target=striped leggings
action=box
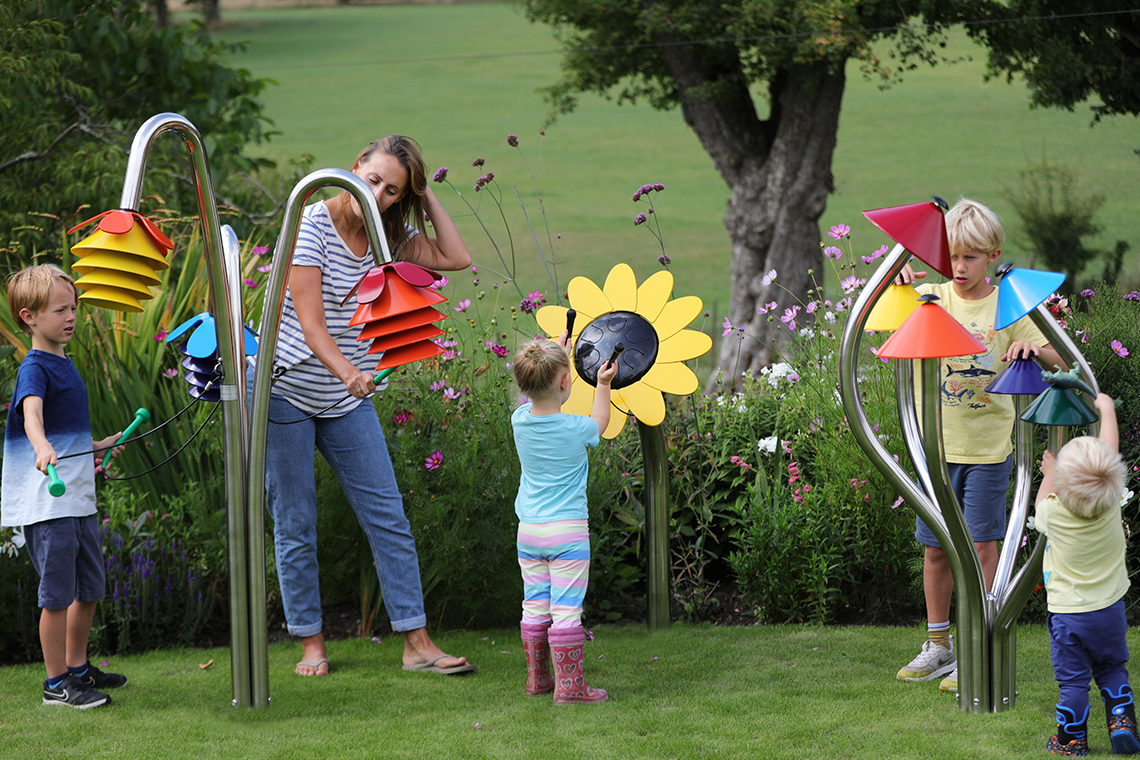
[517,519,590,629]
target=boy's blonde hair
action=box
[946,198,1005,256]
[513,339,570,397]
[1053,435,1126,519]
[7,264,78,336]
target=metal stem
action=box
[639,421,670,630]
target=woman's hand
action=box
[404,187,472,271]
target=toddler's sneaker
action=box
[1046,734,1090,757]
[1108,712,1140,754]
[43,674,111,709]
[939,669,957,693]
[75,663,127,690]
[896,639,955,682]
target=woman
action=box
[263,136,473,676]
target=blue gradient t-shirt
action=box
[511,403,600,523]
[1,350,96,527]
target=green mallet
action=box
[46,464,65,497]
[101,408,151,474]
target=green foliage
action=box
[1003,159,1110,291]
[0,0,278,263]
[967,0,1140,119]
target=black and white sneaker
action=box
[75,664,127,690]
[43,674,111,709]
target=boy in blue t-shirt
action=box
[1,265,126,709]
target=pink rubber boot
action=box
[549,625,608,704]
[521,622,554,696]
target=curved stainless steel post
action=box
[639,421,671,630]
[119,113,254,707]
[245,170,394,702]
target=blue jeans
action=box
[264,393,427,636]
[1049,600,1131,722]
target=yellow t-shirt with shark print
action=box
[915,281,1049,464]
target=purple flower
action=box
[474,172,495,192]
[805,301,818,314]
[1112,340,1129,357]
[256,264,272,273]
[424,450,443,470]
[657,254,671,267]
[634,213,647,226]
[244,278,258,289]
[1125,291,1140,301]
[828,224,851,239]
[432,167,448,183]
[392,410,412,424]
[824,246,843,260]
[631,183,665,202]
[444,387,462,400]
[1081,289,1095,298]
[163,368,178,379]
[781,305,799,331]
[429,380,446,391]
[429,275,449,290]
[840,275,866,294]
[153,327,167,341]
[527,290,547,309]
[472,157,485,167]
[252,245,269,256]
[453,299,471,312]
[722,317,734,337]
[507,134,519,147]
[490,343,510,358]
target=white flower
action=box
[761,269,777,286]
[824,311,836,324]
[1026,515,1037,532]
[1123,488,1136,508]
[799,328,815,339]
[757,436,779,455]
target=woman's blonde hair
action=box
[336,135,428,257]
[7,264,78,335]
[946,198,1005,255]
[1053,435,1126,519]
[512,339,570,397]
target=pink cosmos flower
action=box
[828,224,851,239]
[424,450,443,470]
[252,245,269,256]
[257,264,272,273]
[722,317,734,337]
[824,246,843,260]
[444,387,462,400]
[244,278,257,289]
[429,380,446,391]
[454,299,471,312]
[153,327,167,342]
[429,275,449,291]
[780,305,799,331]
[761,269,777,286]
[1112,340,1129,357]
[162,368,178,379]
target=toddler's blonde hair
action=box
[7,264,78,336]
[512,339,569,397]
[1053,435,1126,519]
[946,198,1004,256]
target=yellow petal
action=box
[567,276,611,321]
[615,381,666,426]
[657,329,713,363]
[562,370,595,417]
[635,270,674,324]
[536,305,568,340]
[640,362,699,396]
[602,264,638,313]
[601,402,629,439]
[652,296,703,340]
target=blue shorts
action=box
[915,455,1012,547]
[24,514,106,610]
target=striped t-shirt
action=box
[265,201,414,417]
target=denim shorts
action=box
[24,514,106,609]
[915,454,1012,547]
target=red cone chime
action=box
[343,261,449,370]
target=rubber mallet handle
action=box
[103,408,150,474]
[47,464,65,498]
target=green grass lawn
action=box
[0,623,1096,759]
[209,3,1139,317]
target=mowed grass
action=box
[0,622,1096,759]
[209,3,1139,316]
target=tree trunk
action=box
[205,0,220,27]
[152,0,169,28]
[652,35,845,392]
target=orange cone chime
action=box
[342,261,449,370]
[68,210,175,313]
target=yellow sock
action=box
[929,628,950,650]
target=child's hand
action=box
[1002,341,1040,362]
[894,263,927,286]
[557,330,571,353]
[94,432,125,461]
[1093,392,1115,414]
[1040,450,1055,474]
[597,360,617,387]
[33,442,57,475]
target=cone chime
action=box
[875,294,987,360]
[993,262,1067,331]
[68,210,175,313]
[342,261,448,370]
[863,201,952,278]
[165,312,259,402]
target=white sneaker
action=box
[939,669,957,692]
[896,639,956,682]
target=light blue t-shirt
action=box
[1,350,96,527]
[511,403,600,523]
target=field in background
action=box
[210,4,1139,316]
